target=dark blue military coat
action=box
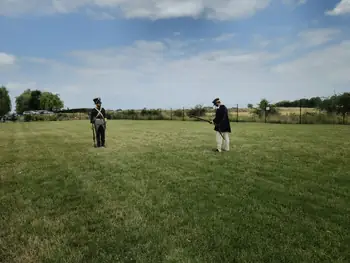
[213,104,231,133]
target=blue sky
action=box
[0,0,349,110]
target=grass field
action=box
[1,120,349,263]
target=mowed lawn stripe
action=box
[1,122,102,262]
[0,121,349,262]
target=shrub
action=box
[187,104,207,117]
[24,114,32,122]
[141,108,162,116]
[29,115,54,121]
[173,109,183,118]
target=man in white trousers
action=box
[210,98,231,152]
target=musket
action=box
[189,115,225,141]
[190,115,211,123]
[91,123,96,147]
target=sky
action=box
[0,0,350,110]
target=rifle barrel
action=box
[190,115,210,123]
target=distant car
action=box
[35,110,54,114]
[23,111,36,115]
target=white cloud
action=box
[1,27,349,109]
[0,53,16,66]
[297,28,341,47]
[325,0,350,16]
[251,28,341,54]
[282,0,307,6]
[0,0,272,20]
[271,41,350,82]
[213,33,235,42]
[85,9,115,20]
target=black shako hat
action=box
[212,98,220,105]
[93,97,101,104]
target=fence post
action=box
[299,99,302,124]
[182,107,185,121]
[236,104,239,122]
[170,108,173,120]
[264,107,267,123]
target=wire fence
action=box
[101,105,349,125]
[4,105,348,125]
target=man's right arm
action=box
[90,109,95,123]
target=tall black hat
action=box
[212,98,220,105]
[93,97,101,104]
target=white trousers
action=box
[216,132,230,151]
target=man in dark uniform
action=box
[90,97,106,148]
[211,98,231,152]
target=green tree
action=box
[308,97,322,108]
[15,89,32,114]
[275,100,292,107]
[29,90,42,111]
[40,92,64,111]
[0,86,12,117]
[173,109,183,117]
[187,104,207,117]
[275,97,322,108]
[252,98,278,118]
[335,92,350,123]
[16,89,64,113]
[318,95,338,114]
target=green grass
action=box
[1,120,349,263]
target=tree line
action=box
[0,85,349,120]
[274,97,323,108]
[252,93,350,120]
[0,86,64,117]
